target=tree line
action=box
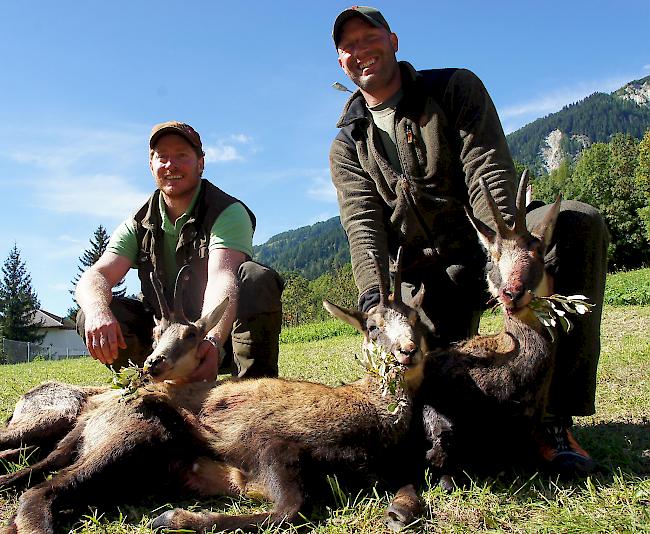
[527,130,650,270]
[3,130,649,335]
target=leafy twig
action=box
[109,361,153,401]
[528,294,594,341]
[356,343,408,416]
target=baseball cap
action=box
[332,6,391,47]
[149,121,204,156]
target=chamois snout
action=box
[500,281,532,312]
[393,338,418,365]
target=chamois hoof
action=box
[151,509,177,531]
[385,485,422,532]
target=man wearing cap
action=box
[76,121,283,380]
[329,7,609,476]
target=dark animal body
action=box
[411,171,562,489]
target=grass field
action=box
[1,305,649,533]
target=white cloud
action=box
[204,144,243,163]
[307,173,337,202]
[229,133,252,144]
[203,134,255,163]
[643,64,650,71]
[34,173,148,220]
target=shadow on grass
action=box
[575,418,650,477]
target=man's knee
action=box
[236,261,284,316]
[77,297,155,371]
[230,261,283,379]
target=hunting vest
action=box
[133,179,256,321]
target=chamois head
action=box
[323,248,426,367]
[466,170,561,315]
[143,265,228,382]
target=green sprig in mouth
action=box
[356,343,409,416]
[528,294,594,341]
[110,361,153,401]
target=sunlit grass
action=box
[1,305,648,532]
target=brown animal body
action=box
[1,254,429,534]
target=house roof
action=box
[32,309,76,330]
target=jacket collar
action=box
[335,61,421,129]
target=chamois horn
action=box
[172,265,191,325]
[514,169,532,237]
[150,271,171,320]
[392,246,404,305]
[368,250,388,307]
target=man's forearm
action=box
[76,268,114,313]
[202,272,239,344]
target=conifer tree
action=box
[68,225,126,318]
[0,244,44,342]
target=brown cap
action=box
[332,6,391,47]
[149,121,204,156]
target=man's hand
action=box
[84,308,127,365]
[187,339,221,382]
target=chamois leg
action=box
[0,423,82,489]
[153,441,305,533]
[0,446,37,464]
[6,485,57,534]
[385,484,422,532]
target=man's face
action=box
[336,17,399,94]
[150,134,204,200]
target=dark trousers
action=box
[401,201,609,417]
[77,261,283,379]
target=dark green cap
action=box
[332,6,391,47]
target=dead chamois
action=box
[0,267,228,534]
[149,250,430,533]
[386,170,565,530]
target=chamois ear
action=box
[409,283,426,309]
[530,195,562,248]
[323,300,365,333]
[465,206,496,248]
[194,297,229,335]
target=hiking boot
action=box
[533,423,596,477]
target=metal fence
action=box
[1,338,88,364]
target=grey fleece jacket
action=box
[329,62,517,301]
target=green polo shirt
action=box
[107,185,253,288]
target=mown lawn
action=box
[0,305,648,533]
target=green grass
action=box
[605,268,650,306]
[1,306,649,533]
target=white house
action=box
[33,309,88,359]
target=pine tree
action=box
[0,244,44,343]
[68,225,126,318]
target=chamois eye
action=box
[184,331,197,340]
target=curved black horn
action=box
[368,251,388,307]
[479,177,509,237]
[393,246,404,305]
[149,271,171,320]
[173,265,192,325]
[514,169,531,235]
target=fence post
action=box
[27,342,30,362]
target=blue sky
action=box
[1,0,648,316]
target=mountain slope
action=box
[507,75,650,173]
[253,216,349,279]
